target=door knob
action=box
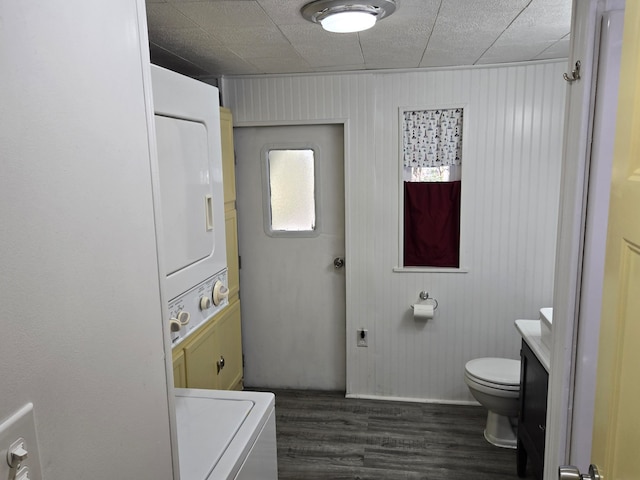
[216,355,225,374]
[559,464,601,480]
[333,257,345,269]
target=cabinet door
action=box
[217,299,243,390]
[225,208,240,300]
[172,349,187,388]
[184,319,219,389]
[220,107,236,207]
[518,341,548,480]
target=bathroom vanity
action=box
[515,316,551,480]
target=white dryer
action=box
[151,65,228,343]
[174,389,278,480]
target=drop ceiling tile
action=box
[364,53,421,70]
[360,15,433,44]
[360,37,424,68]
[189,46,261,74]
[148,27,222,54]
[502,0,572,40]
[247,56,312,74]
[228,43,299,59]
[421,29,499,66]
[535,35,570,59]
[494,18,569,45]
[479,0,570,63]
[391,0,441,21]
[300,49,364,68]
[421,0,531,66]
[280,24,364,67]
[476,41,556,64]
[174,1,274,28]
[420,52,478,68]
[150,44,209,77]
[208,24,290,45]
[146,3,200,28]
[257,0,310,25]
[296,45,364,68]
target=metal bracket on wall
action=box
[563,60,581,83]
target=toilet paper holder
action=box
[410,291,438,310]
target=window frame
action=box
[395,104,469,273]
[260,142,322,238]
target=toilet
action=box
[464,357,521,449]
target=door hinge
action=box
[238,255,241,269]
[242,354,245,368]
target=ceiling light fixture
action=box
[301,0,396,34]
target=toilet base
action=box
[483,411,517,449]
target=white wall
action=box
[0,1,174,478]
[222,60,566,402]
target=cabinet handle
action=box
[205,194,214,231]
[216,355,225,374]
[539,424,545,431]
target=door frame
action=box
[546,1,624,478]
[231,117,351,386]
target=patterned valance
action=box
[402,108,463,168]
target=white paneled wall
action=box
[222,61,566,402]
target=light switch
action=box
[0,404,42,480]
[16,466,31,480]
[8,438,29,468]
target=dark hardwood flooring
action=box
[249,388,529,480]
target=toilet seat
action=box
[465,358,520,391]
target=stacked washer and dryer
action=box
[151,65,278,480]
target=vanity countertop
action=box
[515,319,550,372]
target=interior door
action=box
[566,4,640,479]
[234,124,345,390]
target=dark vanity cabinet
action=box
[517,341,549,480]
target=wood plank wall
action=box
[222,61,566,402]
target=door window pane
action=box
[267,149,316,232]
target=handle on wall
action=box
[205,194,214,231]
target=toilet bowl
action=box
[464,357,521,449]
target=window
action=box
[400,108,463,268]
[262,147,318,237]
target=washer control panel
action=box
[169,269,229,347]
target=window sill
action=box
[393,266,469,274]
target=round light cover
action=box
[301,0,396,34]
[320,11,377,33]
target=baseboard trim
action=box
[345,393,480,406]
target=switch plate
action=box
[0,404,42,480]
[357,328,368,347]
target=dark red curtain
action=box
[404,181,461,267]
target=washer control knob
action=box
[170,311,190,332]
[200,296,212,310]
[176,310,190,325]
[212,281,229,306]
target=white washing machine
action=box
[174,389,278,480]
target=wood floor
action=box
[252,389,529,480]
